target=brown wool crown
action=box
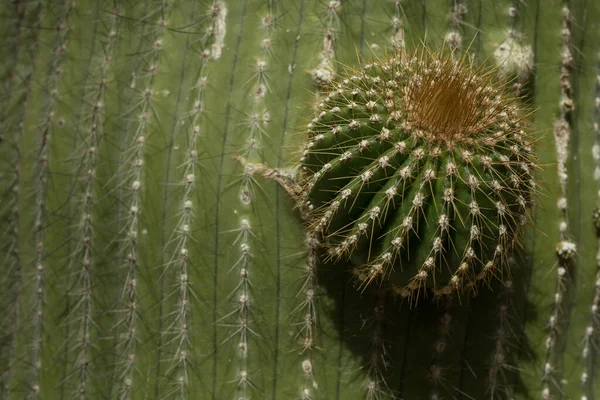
[403,50,520,145]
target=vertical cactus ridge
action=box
[218,0,280,397]
[569,1,600,398]
[540,3,575,398]
[294,3,348,398]
[109,1,174,397]
[585,47,600,400]
[25,1,73,397]
[61,5,118,398]
[0,1,42,397]
[211,0,251,397]
[3,1,600,399]
[145,2,206,398]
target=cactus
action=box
[1,0,600,399]
[293,48,537,301]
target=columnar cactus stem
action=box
[4,1,600,399]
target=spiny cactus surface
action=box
[1,0,600,400]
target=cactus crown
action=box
[404,49,511,144]
[298,47,537,303]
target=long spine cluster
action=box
[63,9,118,398]
[28,2,73,397]
[0,1,42,396]
[161,3,226,398]
[113,2,171,397]
[581,50,600,400]
[543,3,576,398]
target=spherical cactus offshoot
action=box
[298,48,537,301]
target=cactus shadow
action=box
[316,245,537,399]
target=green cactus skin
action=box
[298,49,537,301]
[1,0,600,399]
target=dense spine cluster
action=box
[299,48,536,303]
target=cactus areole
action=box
[298,48,537,301]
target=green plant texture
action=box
[1,0,600,399]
